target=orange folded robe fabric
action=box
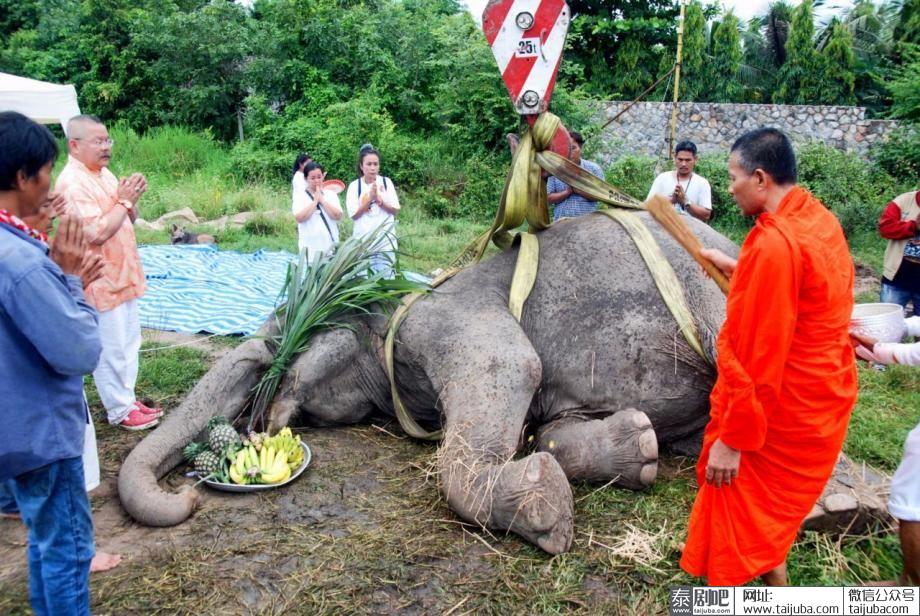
[680,186,858,586]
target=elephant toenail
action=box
[631,411,652,429]
[639,462,658,486]
[638,430,658,459]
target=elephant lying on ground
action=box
[119,212,737,553]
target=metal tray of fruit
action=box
[200,442,312,493]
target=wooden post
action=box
[669,0,687,160]
[237,109,245,142]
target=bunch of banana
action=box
[227,442,291,485]
[260,443,291,484]
[264,427,304,471]
[228,444,258,485]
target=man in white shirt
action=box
[646,140,713,222]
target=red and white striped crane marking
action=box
[482,0,571,115]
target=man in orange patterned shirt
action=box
[56,115,160,431]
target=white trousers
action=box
[83,410,100,492]
[93,299,141,424]
[890,422,920,522]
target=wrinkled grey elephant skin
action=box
[120,212,737,553]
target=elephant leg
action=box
[429,314,574,554]
[535,409,658,489]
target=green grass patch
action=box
[846,363,920,472]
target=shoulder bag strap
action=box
[305,189,336,243]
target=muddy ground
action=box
[0,416,668,615]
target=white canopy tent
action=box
[0,72,81,135]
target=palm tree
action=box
[763,1,795,67]
[815,0,905,111]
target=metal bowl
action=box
[850,303,906,343]
[201,442,312,493]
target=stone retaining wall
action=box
[591,101,897,165]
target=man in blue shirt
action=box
[546,131,606,221]
[0,111,102,616]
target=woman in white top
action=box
[292,161,342,258]
[291,152,311,196]
[345,144,400,276]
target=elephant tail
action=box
[118,337,274,527]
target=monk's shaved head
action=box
[731,128,797,186]
[66,114,105,139]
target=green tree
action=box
[819,22,857,105]
[775,0,823,103]
[894,0,920,46]
[889,44,920,121]
[679,1,708,102]
[564,1,679,98]
[763,1,794,68]
[814,0,903,113]
[128,2,256,139]
[0,0,40,44]
[709,11,743,102]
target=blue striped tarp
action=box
[138,244,291,336]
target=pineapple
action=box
[184,442,221,478]
[207,416,241,455]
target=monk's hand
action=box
[706,439,740,488]
[699,247,737,279]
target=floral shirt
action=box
[55,156,146,311]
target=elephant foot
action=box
[441,450,574,554]
[489,453,575,554]
[537,408,658,488]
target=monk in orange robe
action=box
[680,128,858,586]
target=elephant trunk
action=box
[118,337,274,527]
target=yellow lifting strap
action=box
[383,112,567,440]
[384,291,443,441]
[508,233,539,322]
[598,209,707,362]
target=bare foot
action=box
[0,512,20,520]
[90,551,122,573]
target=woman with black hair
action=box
[292,161,342,257]
[345,144,400,275]
[291,152,312,209]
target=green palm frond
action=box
[247,229,429,432]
